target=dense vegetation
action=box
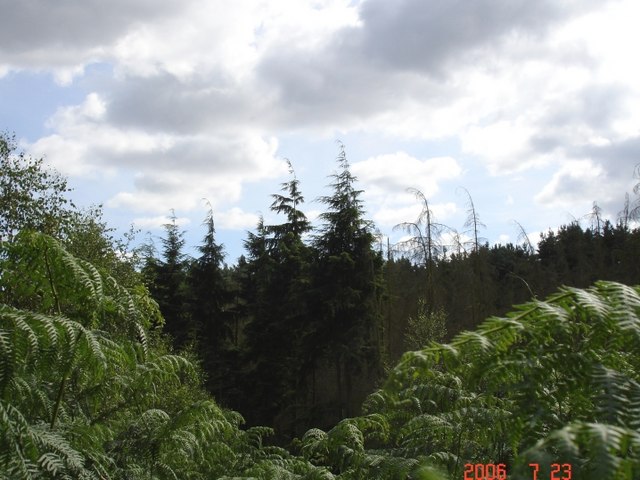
[2,131,640,478]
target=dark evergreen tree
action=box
[144,211,191,349]
[187,205,234,397]
[311,144,384,421]
[265,160,311,240]
[241,162,314,437]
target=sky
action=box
[1,0,639,264]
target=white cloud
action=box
[498,234,511,244]
[352,152,461,197]
[350,152,461,229]
[27,92,287,216]
[133,214,191,230]
[374,202,457,228]
[462,120,541,175]
[215,207,261,230]
[534,160,611,208]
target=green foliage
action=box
[0,231,325,479]
[0,132,75,243]
[307,280,640,479]
[404,301,446,351]
[7,136,640,479]
[187,205,234,397]
[4,211,640,480]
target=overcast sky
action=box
[1,0,639,263]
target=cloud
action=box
[374,202,457,228]
[0,0,184,80]
[534,160,610,208]
[133,207,257,232]
[28,92,288,214]
[498,234,511,244]
[103,151,284,214]
[352,152,461,196]
[462,120,540,174]
[348,152,461,228]
[133,214,191,230]
[352,0,601,75]
[5,0,640,239]
[215,207,260,230]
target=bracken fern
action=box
[299,281,640,479]
[0,232,326,479]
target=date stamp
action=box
[463,463,572,480]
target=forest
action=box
[2,130,640,479]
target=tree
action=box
[240,162,315,436]
[0,231,331,479]
[188,204,233,395]
[394,187,448,313]
[618,193,631,229]
[312,143,384,420]
[0,132,75,243]
[301,281,640,480]
[630,163,640,222]
[144,211,191,349]
[404,299,447,351]
[512,220,535,255]
[63,204,143,288]
[458,187,489,324]
[458,187,486,254]
[265,159,311,240]
[587,201,604,236]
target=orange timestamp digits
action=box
[463,463,507,480]
[463,463,572,479]
[529,463,572,480]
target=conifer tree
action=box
[394,187,448,313]
[241,162,314,435]
[312,144,384,419]
[144,211,191,348]
[188,205,232,394]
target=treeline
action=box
[138,146,640,441]
[385,219,640,358]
